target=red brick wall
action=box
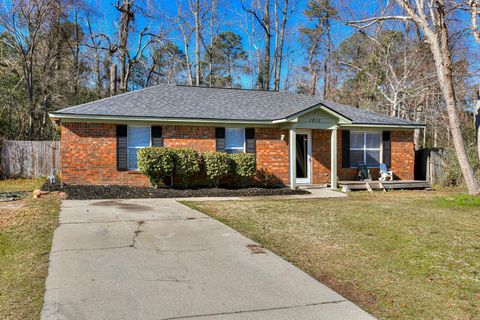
[163,125,216,152]
[61,123,149,186]
[391,131,415,180]
[312,129,414,183]
[255,128,290,183]
[311,130,331,184]
[60,122,415,186]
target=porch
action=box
[280,103,422,190]
[338,180,432,191]
[297,180,432,191]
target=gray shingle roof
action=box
[53,84,420,126]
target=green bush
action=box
[173,148,201,187]
[203,152,232,187]
[137,147,175,187]
[230,153,256,186]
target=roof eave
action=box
[48,113,276,125]
[282,103,353,124]
[49,113,424,129]
[341,123,425,129]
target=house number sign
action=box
[308,117,323,123]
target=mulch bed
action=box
[41,183,309,200]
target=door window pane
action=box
[296,134,308,178]
[225,128,245,153]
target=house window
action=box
[127,126,151,170]
[350,132,381,167]
[225,128,245,153]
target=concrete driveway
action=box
[42,199,375,320]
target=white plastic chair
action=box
[379,163,393,181]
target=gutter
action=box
[48,113,277,125]
[49,113,425,129]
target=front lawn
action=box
[184,190,480,320]
[0,179,60,320]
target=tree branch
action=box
[347,15,413,29]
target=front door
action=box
[296,130,312,184]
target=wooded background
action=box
[0,0,479,191]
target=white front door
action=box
[295,129,312,184]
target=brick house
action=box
[49,85,423,188]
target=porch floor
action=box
[338,180,431,191]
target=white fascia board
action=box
[282,104,352,124]
[340,123,425,130]
[48,113,275,126]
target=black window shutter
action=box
[382,131,391,167]
[245,128,255,153]
[341,130,350,168]
[215,128,225,152]
[151,126,163,146]
[116,125,128,171]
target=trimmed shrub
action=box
[203,152,232,187]
[137,147,175,187]
[256,169,284,188]
[173,148,201,187]
[230,153,256,186]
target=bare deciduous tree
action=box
[272,0,289,91]
[0,0,55,138]
[349,0,480,195]
[242,0,272,90]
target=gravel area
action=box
[42,183,309,200]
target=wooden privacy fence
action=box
[414,148,445,184]
[0,140,61,178]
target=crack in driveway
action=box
[160,300,347,319]
[131,220,145,248]
[59,216,210,225]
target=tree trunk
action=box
[25,59,35,139]
[118,0,133,93]
[182,33,194,85]
[72,10,81,100]
[309,69,317,97]
[208,0,216,86]
[95,55,102,97]
[323,13,331,99]
[431,10,480,194]
[273,0,288,91]
[263,0,271,90]
[476,98,480,160]
[194,0,201,86]
[110,64,117,96]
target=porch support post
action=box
[289,128,297,189]
[330,126,338,189]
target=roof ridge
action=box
[175,84,320,97]
[56,84,176,112]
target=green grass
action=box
[184,190,480,320]
[0,178,46,193]
[434,193,480,208]
[0,179,60,320]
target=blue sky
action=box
[83,0,380,89]
[81,0,479,92]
